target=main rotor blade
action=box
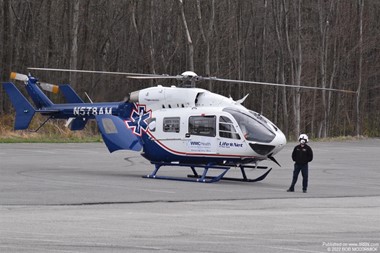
[204,77,356,94]
[127,75,203,83]
[127,75,181,80]
[27,67,156,77]
[28,67,356,94]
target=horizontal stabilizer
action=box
[96,114,142,153]
[2,82,35,130]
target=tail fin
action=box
[2,82,36,130]
[59,84,84,103]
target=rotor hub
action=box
[179,71,198,88]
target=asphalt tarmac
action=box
[1,139,379,252]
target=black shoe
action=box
[303,190,307,193]
[287,189,294,192]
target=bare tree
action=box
[272,0,289,136]
[178,0,194,71]
[196,0,215,90]
[70,0,80,86]
[1,0,14,114]
[317,0,333,138]
[294,0,302,138]
[356,0,364,136]
[277,0,303,138]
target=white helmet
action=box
[299,134,309,144]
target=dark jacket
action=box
[292,144,313,165]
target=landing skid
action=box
[143,162,272,183]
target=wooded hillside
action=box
[1,0,379,139]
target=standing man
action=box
[287,134,313,193]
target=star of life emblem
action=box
[125,104,152,136]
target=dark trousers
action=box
[289,163,308,191]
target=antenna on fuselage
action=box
[84,92,93,103]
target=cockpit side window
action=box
[223,108,275,143]
[189,115,216,137]
[219,116,240,139]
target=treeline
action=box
[1,0,379,139]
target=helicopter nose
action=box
[271,129,287,155]
[247,127,287,157]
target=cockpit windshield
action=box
[223,108,275,143]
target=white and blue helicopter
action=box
[3,69,355,183]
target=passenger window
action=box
[163,117,180,132]
[189,116,216,137]
[219,116,240,139]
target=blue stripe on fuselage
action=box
[141,132,256,165]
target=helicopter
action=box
[2,68,356,183]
